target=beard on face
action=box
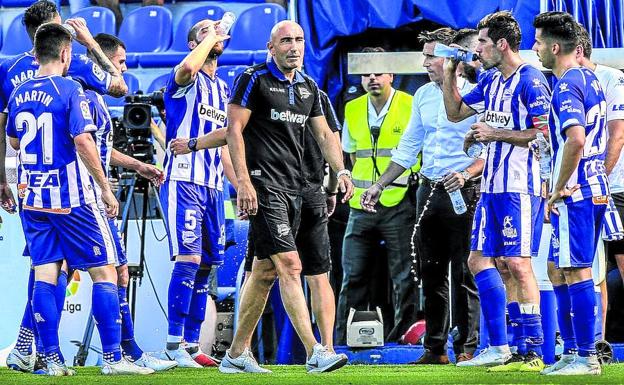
[207,44,224,59]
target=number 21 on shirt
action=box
[15,111,54,165]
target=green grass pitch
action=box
[2,364,624,384]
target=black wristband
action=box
[325,188,338,196]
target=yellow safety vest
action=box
[344,90,420,209]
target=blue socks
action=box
[520,303,543,356]
[475,268,508,347]
[55,271,68,327]
[32,281,63,362]
[184,269,211,344]
[569,279,597,357]
[167,261,199,347]
[15,269,36,355]
[118,286,144,361]
[507,302,525,355]
[553,284,577,355]
[92,282,122,363]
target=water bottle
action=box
[466,141,485,158]
[448,189,467,215]
[536,132,551,181]
[217,12,236,35]
[61,23,76,38]
[433,43,477,62]
[61,17,86,39]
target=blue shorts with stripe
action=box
[470,197,484,252]
[159,180,225,265]
[549,197,607,269]
[20,203,116,270]
[471,192,544,257]
[108,218,127,266]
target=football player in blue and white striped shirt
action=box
[157,19,231,368]
[443,11,550,370]
[6,24,130,376]
[81,32,175,373]
[534,13,608,376]
[0,1,128,373]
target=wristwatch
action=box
[188,138,198,152]
[460,170,471,181]
[336,169,352,179]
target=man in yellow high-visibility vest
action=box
[336,47,420,344]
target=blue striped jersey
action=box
[1,52,111,202]
[163,67,229,190]
[6,76,97,209]
[462,63,551,195]
[549,67,609,203]
[594,65,624,193]
[0,52,111,112]
[84,89,113,202]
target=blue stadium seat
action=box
[226,4,286,51]
[103,72,140,107]
[253,50,269,64]
[1,0,60,6]
[0,13,31,56]
[70,7,116,55]
[171,5,225,52]
[118,6,172,53]
[147,73,169,93]
[216,65,246,90]
[138,49,253,68]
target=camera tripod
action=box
[73,171,166,366]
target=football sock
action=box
[507,302,525,355]
[569,280,597,357]
[475,268,508,347]
[520,303,543,356]
[118,286,144,361]
[55,271,68,328]
[184,268,211,345]
[32,281,63,362]
[553,284,577,355]
[15,269,36,355]
[92,282,122,363]
[167,261,199,350]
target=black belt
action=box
[420,174,480,189]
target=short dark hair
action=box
[34,23,72,65]
[361,46,385,53]
[418,27,457,46]
[576,22,592,59]
[23,0,59,41]
[533,12,579,55]
[94,33,126,55]
[477,11,521,52]
[452,28,478,47]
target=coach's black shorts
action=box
[607,192,624,258]
[296,185,331,275]
[249,186,302,261]
[245,185,330,275]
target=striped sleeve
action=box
[230,68,259,110]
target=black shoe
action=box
[33,353,47,375]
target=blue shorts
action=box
[20,203,116,270]
[108,219,127,266]
[470,198,484,252]
[160,180,225,265]
[471,192,544,257]
[549,198,607,269]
